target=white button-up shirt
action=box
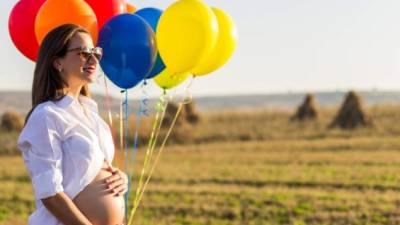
[17,93,115,225]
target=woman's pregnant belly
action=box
[72,160,125,225]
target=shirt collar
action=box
[55,93,98,113]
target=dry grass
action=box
[2,105,400,224]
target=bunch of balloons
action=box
[97,0,238,90]
[8,0,237,90]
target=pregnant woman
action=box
[17,24,128,225]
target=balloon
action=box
[84,0,126,29]
[192,7,238,76]
[136,8,165,79]
[154,69,190,90]
[126,3,137,13]
[35,0,98,45]
[156,0,218,74]
[8,0,46,61]
[98,14,157,89]
[136,8,162,32]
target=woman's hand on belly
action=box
[73,169,126,225]
[104,167,129,197]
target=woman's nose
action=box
[87,54,98,65]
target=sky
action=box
[2,0,400,98]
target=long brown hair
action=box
[24,24,92,125]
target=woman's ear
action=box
[53,58,63,72]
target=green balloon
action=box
[153,69,190,89]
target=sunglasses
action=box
[66,46,103,61]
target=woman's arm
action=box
[42,192,92,225]
[18,111,92,224]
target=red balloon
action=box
[8,0,46,61]
[84,0,126,29]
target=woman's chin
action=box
[83,72,96,83]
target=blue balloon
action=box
[135,8,165,79]
[98,14,157,89]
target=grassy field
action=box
[1,105,400,224]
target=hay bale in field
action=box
[1,110,23,132]
[160,102,195,143]
[291,93,319,121]
[162,102,186,128]
[183,101,200,124]
[163,101,201,127]
[329,90,372,129]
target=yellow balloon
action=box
[153,69,190,90]
[192,7,238,76]
[156,0,218,74]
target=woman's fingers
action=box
[115,169,129,184]
[104,168,129,196]
[113,183,127,196]
[107,177,124,189]
[105,172,120,183]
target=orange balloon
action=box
[35,0,98,45]
[126,3,137,13]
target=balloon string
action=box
[120,89,129,221]
[134,91,167,205]
[128,102,182,224]
[144,90,168,189]
[128,81,193,224]
[128,90,168,225]
[117,96,125,219]
[119,98,124,169]
[101,71,118,166]
[171,75,195,104]
[102,72,113,127]
[126,81,150,214]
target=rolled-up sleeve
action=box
[17,108,64,199]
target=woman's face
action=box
[55,32,100,88]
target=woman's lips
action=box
[83,67,96,75]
